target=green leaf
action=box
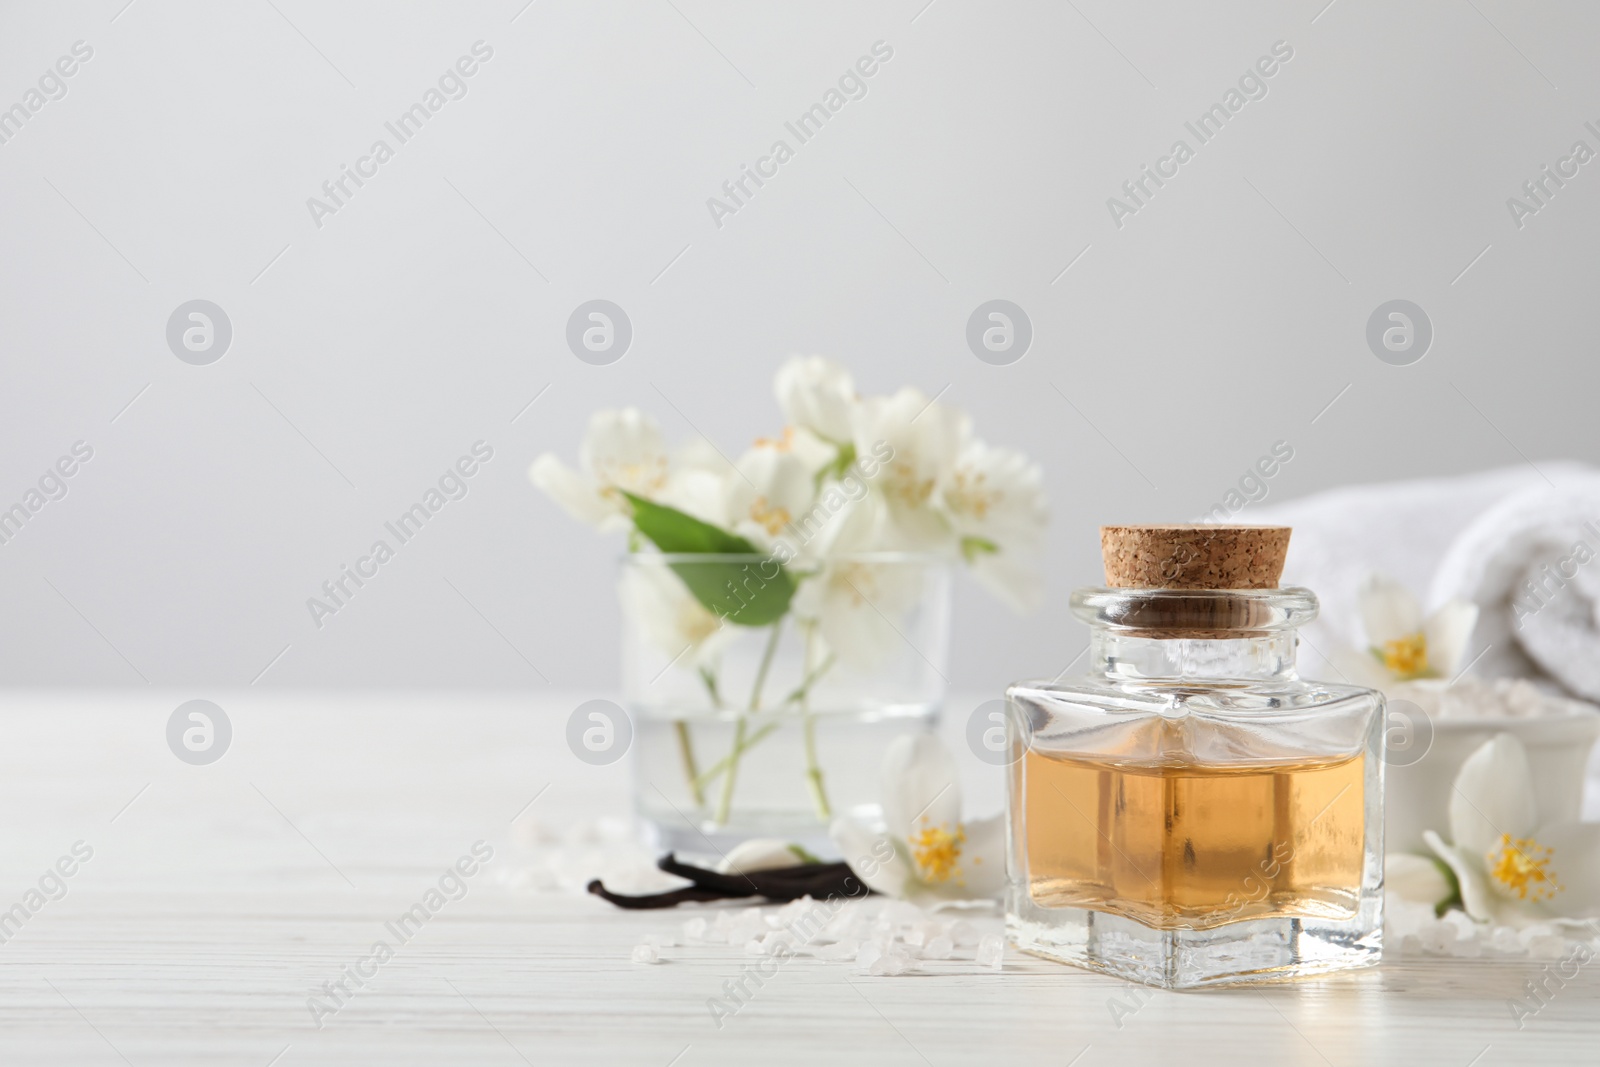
[1431,855,1462,918]
[814,441,857,491]
[623,492,796,627]
[961,535,999,563]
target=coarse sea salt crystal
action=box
[631,943,661,964]
[976,934,1005,969]
[922,935,954,960]
[1489,926,1522,954]
[1419,923,1457,955]
[817,939,859,961]
[1518,923,1556,946]
[758,931,796,956]
[874,951,913,977]
[948,919,980,947]
[856,941,884,974]
[682,917,708,941]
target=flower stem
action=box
[800,626,832,821]
[690,652,839,792]
[777,652,836,708]
[675,721,704,808]
[692,721,781,790]
[714,620,782,825]
[674,669,723,810]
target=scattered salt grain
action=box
[682,917,708,941]
[1517,923,1556,946]
[751,931,796,956]
[1419,922,1457,955]
[631,943,660,964]
[922,935,954,960]
[948,920,980,948]
[976,934,1005,970]
[856,942,884,974]
[871,949,914,977]
[1488,926,1522,954]
[816,939,859,961]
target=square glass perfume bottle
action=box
[1006,525,1384,988]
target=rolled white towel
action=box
[1251,464,1584,649]
[1430,475,1600,701]
[1250,463,1599,690]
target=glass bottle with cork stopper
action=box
[1005,525,1385,988]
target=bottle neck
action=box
[1088,627,1300,683]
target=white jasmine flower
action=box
[830,734,1003,905]
[851,387,962,551]
[1422,732,1600,926]
[529,408,671,532]
[724,443,817,550]
[938,436,1047,612]
[791,494,923,668]
[619,561,734,668]
[774,356,857,445]
[1359,573,1479,681]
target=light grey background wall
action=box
[3,0,1598,692]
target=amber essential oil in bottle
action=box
[1005,525,1384,988]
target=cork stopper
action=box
[1100,525,1291,590]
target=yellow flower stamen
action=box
[1380,631,1429,679]
[748,496,791,536]
[909,821,966,885]
[1488,833,1562,902]
[753,426,798,452]
[596,457,669,498]
[886,462,935,508]
[943,468,1002,521]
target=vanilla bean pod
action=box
[587,853,873,909]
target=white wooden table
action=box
[2,691,1596,1066]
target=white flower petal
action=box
[1386,852,1454,906]
[774,356,856,445]
[725,446,816,548]
[1359,573,1423,646]
[673,438,734,477]
[657,468,729,529]
[579,408,670,499]
[829,816,913,898]
[853,387,963,523]
[811,580,901,669]
[618,564,733,669]
[938,438,1047,548]
[879,733,962,843]
[1422,599,1479,679]
[1448,733,1540,857]
[951,812,1006,899]
[528,454,616,528]
[1424,829,1496,923]
[717,838,807,875]
[1533,820,1600,919]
